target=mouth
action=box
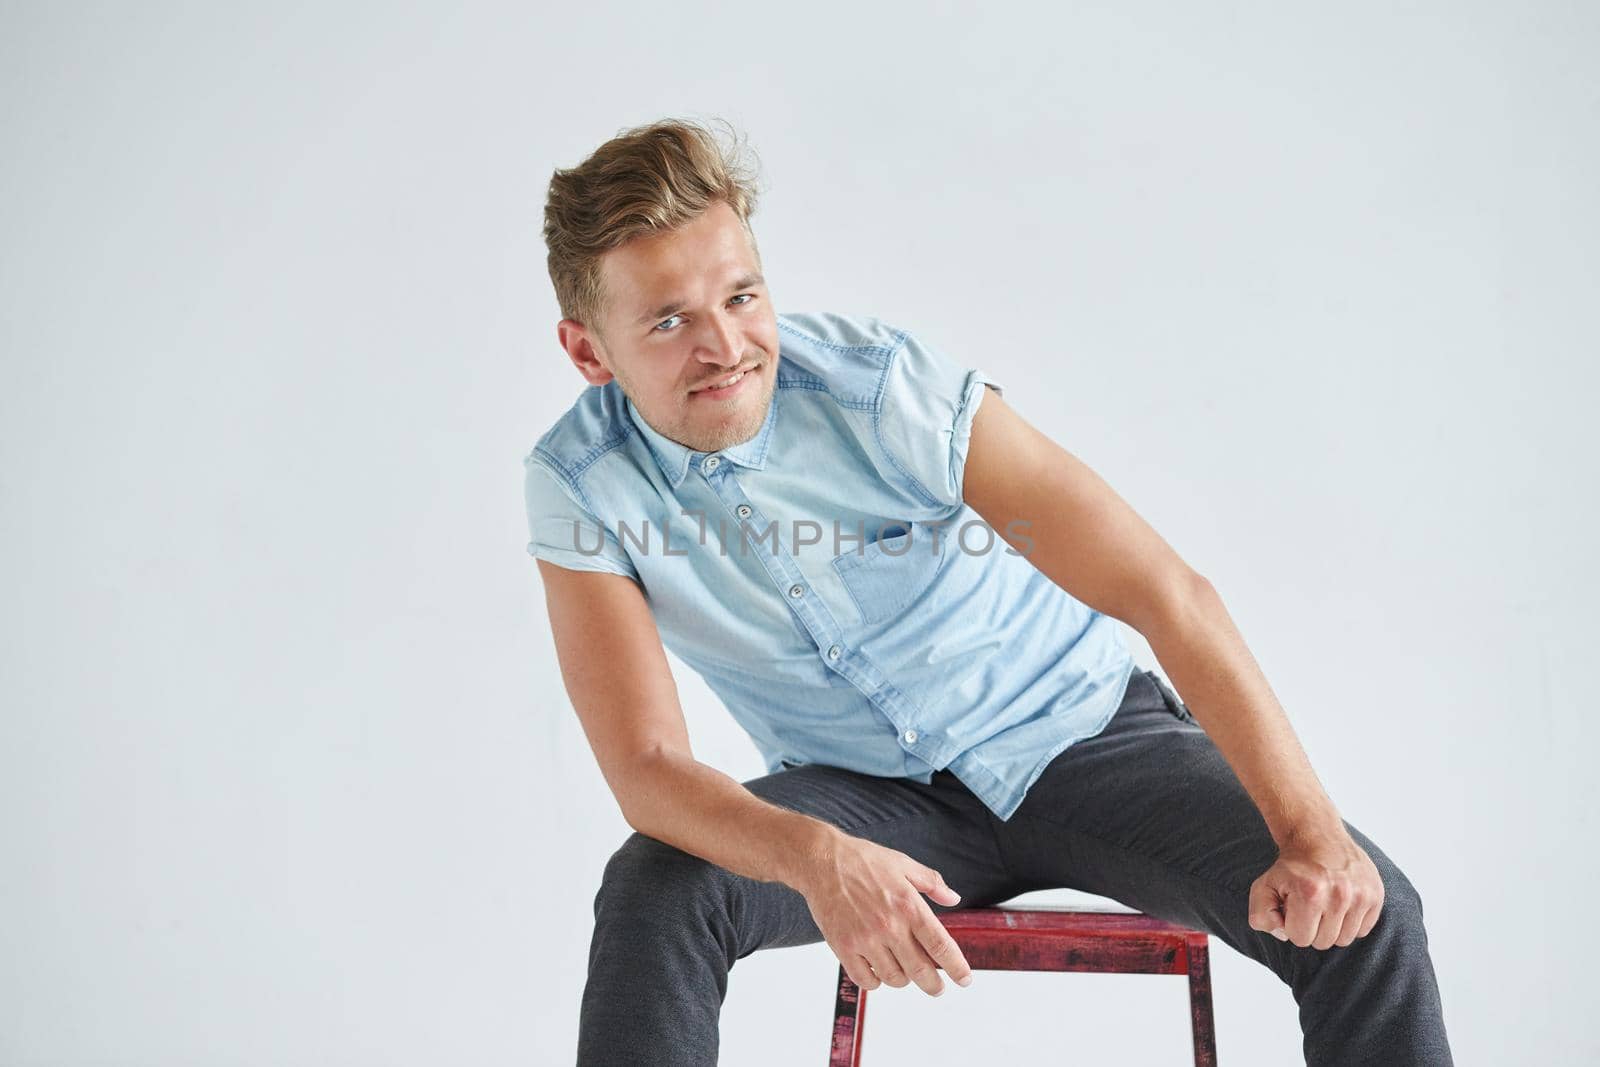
[690,362,760,398]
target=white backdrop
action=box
[3,3,1595,1064]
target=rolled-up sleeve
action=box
[874,325,1005,514]
[522,453,641,582]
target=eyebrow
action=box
[634,272,767,326]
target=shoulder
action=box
[774,309,914,409]
[522,380,633,486]
[776,309,907,351]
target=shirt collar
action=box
[623,378,780,489]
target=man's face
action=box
[558,200,781,455]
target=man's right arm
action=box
[534,559,841,891]
[534,559,973,996]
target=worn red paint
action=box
[826,905,1218,1066]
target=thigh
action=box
[741,762,1021,910]
[994,669,1291,951]
[995,670,1427,965]
[595,762,1021,963]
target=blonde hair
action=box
[543,117,766,344]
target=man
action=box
[524,118,1453,1065]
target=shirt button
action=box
[788,583,805,598]
[703,456,720,472]
[903,729,918,744]
[736,504,752,519]
[827,644,841,660]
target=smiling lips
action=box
[691,362,759,394]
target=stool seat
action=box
[828,903,1217,1065]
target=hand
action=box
[799,833,974,996]
[1248,825,1385,950]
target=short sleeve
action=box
[875,325,1005,513]
[522,454,642,582]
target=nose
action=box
[698,311,745,369]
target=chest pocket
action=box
[830,522,947,627]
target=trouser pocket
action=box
[1145,670,1195,722]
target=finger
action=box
[905,864,961,907]
[848,953,881,991]
[892,933,946,997]
[1251,903,1288,941]
[1356,899,1382,939]
[1247,879,1287,939]
[826,936,880,991]
[1254,909,1288,940]
[869,944,911,989]
[1334,902,1366,947]
[1312,902,1347,951]
[1284,891,1321,948]
[915,913,973,987]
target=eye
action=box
[652,294,757,333]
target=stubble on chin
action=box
[683,378,772,452]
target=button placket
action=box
[719,484,857,675]
[698,470,950,761]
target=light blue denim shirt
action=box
[523,310,1135,822]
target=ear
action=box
[557,319,616,387]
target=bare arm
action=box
[962,387,1385,949]
[536,560,975,991]
[960,389,1340,844]
[536,559,837,887]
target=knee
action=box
[1369,859,1430,948]
[1306,857,1432,976]
[1263,854,1433,988]
[593,831,737,929]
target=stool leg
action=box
[829,964,868,1066]
[1186,933,1218,1066]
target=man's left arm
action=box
[962,385,1386,951]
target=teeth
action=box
[701,370,745,392]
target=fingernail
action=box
[957,975,972,987]
[1272,929,1288,941]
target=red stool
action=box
[827,903,1218,1065]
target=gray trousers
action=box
[576,668,1454,1065]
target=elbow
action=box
[618,790,655,837]
[1182,569,1216,603]
[1138,568,1217,645]
[611,745,678,835]
[614,776,653,836]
